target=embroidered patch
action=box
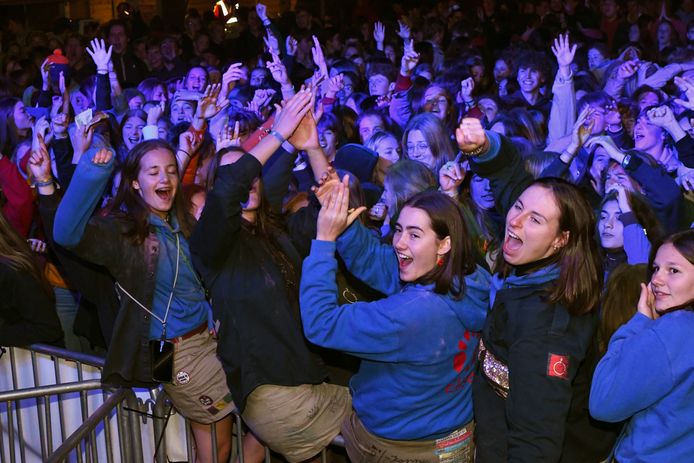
[206,405,220,415]
[199,395,213,406]
[547,353,570,380]
[175,371,190,385]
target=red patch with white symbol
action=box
[547,353,570,380]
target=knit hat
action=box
[47,49,70,84]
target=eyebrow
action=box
[396,224,424,232]
[517,198,549,222]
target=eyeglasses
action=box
[406,142,430,153]
[426,97,448,106]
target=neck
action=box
[521,89,540,105]
[242,209,257,223]
[514,253,560,276]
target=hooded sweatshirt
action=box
[300,222,491,440]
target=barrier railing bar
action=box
[116,400,131,463]
[234,412,244,463]
[6,401,15,463]
[9,348,27,463]
[125,391,144,463]
[46,388,128,463]
[102,390,114,463]
[0,400,5,463]
[27,345,106,369]
[30,351,48,462]
[52,357,67,444]
[185,418,194,462]
[0,380,103,402]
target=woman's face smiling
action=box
[393,206,450,282]
[650,242,694,311]
[123,116,145,150]
[503,184,568,265]
[132,148,179,218]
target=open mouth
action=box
[397,252,413,269]
[128,136,141,145]
[503,229,523,255]
[155,188,172,201]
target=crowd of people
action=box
[1,0,694,461]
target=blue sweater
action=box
[300,223,491,440]
[590,310,694,462]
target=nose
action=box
[394,233,407,250]
[651,270,664,287]
[605,216,615,229]
[508,212,522,229]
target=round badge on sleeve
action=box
[176,370,190,385]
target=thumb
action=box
[346,206,367,227]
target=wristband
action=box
[269,129,286,144]
[262,18,271,26]
[32,178,56,188]
[461,139,490,157]
[621,153,632,169]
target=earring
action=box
[436,255,444,267]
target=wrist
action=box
[316,232,336,242]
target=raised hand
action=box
[147,100,165,125]
[91,147,113,165]
[179,130,202,157]
[569,105,595,151]
[311,35,329,80]
[266,52,291,87]
[460,77,475,104]
[439,160,465,194]
[325,73,344,98]
[311,166,341,207]
[396,19,411,41]
[674,76,694,110]
[40,58,50,90]
[251,88,277,109]
[456,118,488,154]
[551,32,577,78]
[216,120,241,152]
[373,22,385,50]
[263,31,280,55]
[272,88,314,140]
[70,124,95,163]
[286,35,298,56]
[28,136,52,183]
[646,105,677,128]
[196,84,229,120]
[584,135,623,161]
[222,62,245,91]
[616,60,640,81]
[316,175,366,242]
[400,39,420,76]
[256,2,268,22]
[86,38,113,73]
[637,283,657,319]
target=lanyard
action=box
[115,233,181,348]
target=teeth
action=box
[508,231,520,240]
[397,253,411,261]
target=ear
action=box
[438,235,452,256]
[389,82,395,92]
[552,230,570,251]
[132,180,140,191]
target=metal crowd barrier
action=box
[0,345,344,463]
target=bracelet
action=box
[269,129,286,144]
[461,139,490,157]
[32,178,55,188]
[621,153,632,169]
[178,149,191,158]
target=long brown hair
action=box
[104,139,195,244]
[0,213,53,298]
[499,178,603,315]
[401,191,476,299]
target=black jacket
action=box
[0,263,64,347]
[39,192,158,387]
[470,134,601,462]
[190,154,327,413]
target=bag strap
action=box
[115,233,181,337]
